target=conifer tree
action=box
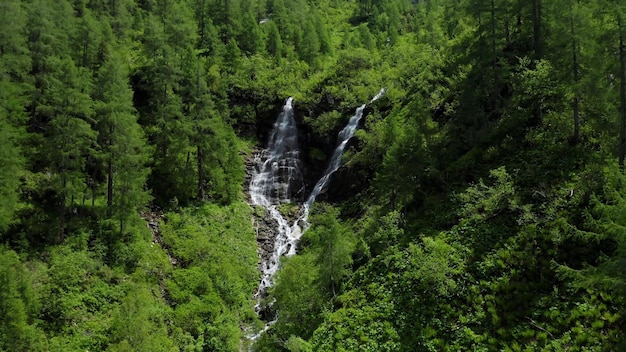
[618,6,626,169]
[545,0,596,143]
[239,10,264,55]
[265,20,283,58]
[297,20,320,65]
[94,53,150,234]
[48,97,96,242]
[0,96,24,234]
[309,206,355,297]
[27,2,97,240]
[0,247,43,351]
[0,0,30,234]
[136,13,191,204]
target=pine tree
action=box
[48,99,97,242]
[618,6,626,169]
[94,54,150,234]
[545,0,597,143]
[265,20,283,58]
[0,247,43,351]
[309,206,355,297]
[239,10,264,55]
[0,0,30,234]
[135,13,191,204]
[73,12,104,72]
[27,2,97,240]
[0,94,24,234]
[296,20,320,65]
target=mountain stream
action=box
[247,90,385,341]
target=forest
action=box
[0,0,625,351]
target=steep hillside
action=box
[0,0,625,351]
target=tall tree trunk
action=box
[82,176,87,206]
[532,0,542,59]
[477,6,483,40]
[82,35,88,68]
[59,175,66,243]
[516,0,522,28]
[198,0,206,47]
[107,125,114,212]
[91,164,97,207]
[491,0,497,84]
[185,151,192,199]
[570,0,580,143]
[617,13,626,171]
[527,0,542,125]
[197,145,205,200]
[505,17,510,46]
[107,157,113,208]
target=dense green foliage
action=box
[1,0,626,350]
[256,0,626,351]
[0,0,258,349]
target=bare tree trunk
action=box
[505,17,510,46]
[573,96,580,143]
[198,0,206,46]
[82,36,88,68]
[107,125,114,213]
[532,0,542,59]
[185,151,192,197]
[197,145,205,200]
[517,0,522,28]
[617,13,626,171]
[82,184,87,206]
[491,0,497,85]
[570,0,580,143]
[59,175,66,243]
[107,157,113,208]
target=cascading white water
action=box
[247,89,384,341]
[304,88,386,210]
[249,98,304,313]
[249,97,303,207]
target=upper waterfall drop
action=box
[305,88,386,210]
[249,97,303,207]
[371,87,386,102]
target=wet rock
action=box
[252,208,279,272]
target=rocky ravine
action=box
[244,148,279,302]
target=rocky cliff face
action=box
[252,207,278,276]
[242,96,375,206]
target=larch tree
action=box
[0,88,25,234]
[45,61,96,241]
[265,20,283,58]
[94,53,150,234]
[0,0,30,234]
[618,5,626,169]
[135,12,191,204]
[26,1,98,241]
[0,248,43,351]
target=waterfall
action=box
[304,88,386,210]
[249,98,304,315]
[247,89,384,341]
[249,97,303,207]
